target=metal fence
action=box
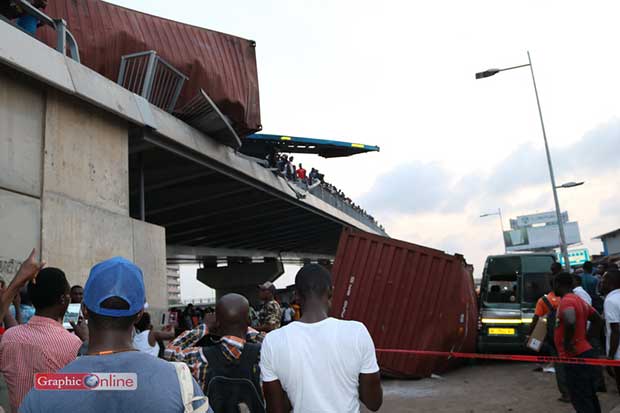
[117,50,188,112]
[10,0,80,62]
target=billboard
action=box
[504,222,581,252]
[510,211,569,229]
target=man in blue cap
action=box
[20,257,208,413]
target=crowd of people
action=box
[171,285,299,338]
[8,245,620,413]
[266,152,384,231]
[527,260,620,413]
[0,250,382,413]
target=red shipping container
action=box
[37,0,261,136]
[330,228,478,378]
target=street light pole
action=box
[480,208,507,253]
[475,52,571,270]
[497,208,506,237]
[497,208,507,254]
[526,51,570,271]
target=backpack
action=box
[203,343,265,413]
[541,295,557,348]
[172,362,210,413]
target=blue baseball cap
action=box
[83,257,145,317]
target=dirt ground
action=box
[364,361,620,413]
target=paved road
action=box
[364,361,620,412]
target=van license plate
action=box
[489,328,515,335]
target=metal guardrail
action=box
[180,297,216,306]
[117,50,188,113]
[289,179,386,234]
[11,0,80,62]
[174,89,243,149]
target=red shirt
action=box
[0,316,82,411]
[554,293,595,357]
[297,168,306,180]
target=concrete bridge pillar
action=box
[197,257,284,306]
[0,68,168,326]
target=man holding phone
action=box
[0,251,84,412]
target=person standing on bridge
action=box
[296,164,306,182]
[554,272,603,413]
[285,156,296,181]
[256,282,281,333]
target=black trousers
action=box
[614,367,620,394]
[589,337,607,392]
[564,349,601,413]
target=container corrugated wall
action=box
[37,0,261,135]
[330,228,478,378]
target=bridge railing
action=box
[117,50,188,113]
[179,297,216,306]
[301,182,385,234]
[9,0,80,62]
[282,178,384,234]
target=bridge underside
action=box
[129,129,344,257]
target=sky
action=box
[106,0,620,298]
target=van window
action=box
[522,273,551,304]
[485,274,518,304]
[522,255,555,274]
[486,256,521,276]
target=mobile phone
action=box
[63,303,81,329]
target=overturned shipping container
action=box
[37,0,261,136]
[330,228,478,378]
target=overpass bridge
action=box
[130,126,385,257]
[0,12,385,310]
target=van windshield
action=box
[482,255,555,307]
[483,256,520,304]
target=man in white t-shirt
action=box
[603,270,620,393]
[260,264,382,413]
[573,274,592,305]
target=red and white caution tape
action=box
[376,349,620,367]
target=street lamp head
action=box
[475,69,500,79]
[557,181,585,189]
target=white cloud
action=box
[366,120,620,273]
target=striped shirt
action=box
[0,315,82,412]
[164,324,260,390]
